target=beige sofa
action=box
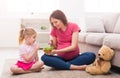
[79,13,120,69]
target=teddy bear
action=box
[86,45,114,75]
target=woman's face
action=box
[50,17,64,29]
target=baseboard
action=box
[111,65,120,74]
[0,47,18,49]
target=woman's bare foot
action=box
[70,64,87,70]
[79,65,87,70]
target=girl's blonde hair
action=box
[19,27,36,45]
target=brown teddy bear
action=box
[86,45,114,75]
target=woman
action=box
[41,10,96,70]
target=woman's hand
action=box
[48,40,53,46]
[48,38,57,49]
[51,49,57,54]
[45,49,58,55]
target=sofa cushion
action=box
[114,16,120,34]
[103,13,119,33]
[85,17,105,33]
[79,33,90,43]
[85,33,107,46]
[103,34,120,50]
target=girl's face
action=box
[50,17,64,29]
[25,34,36,45]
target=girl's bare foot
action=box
[31,66,44,72]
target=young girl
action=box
[10,27,44,74]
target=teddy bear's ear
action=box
[110,49,114,58]
[100,45,114,60]
[104,45,115,59]
[105,45,114,55]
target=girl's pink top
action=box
[18,42,37,63]
[51,22,80,60]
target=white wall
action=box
[0,0,20,47]
[0,0,85,47]
[0,18,20,47]
[60,0,84,18]
[59,0,85,31]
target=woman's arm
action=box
[49,36,57,49]
[52,31,79,54]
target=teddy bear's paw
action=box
[85,67,91,73]
[86,67,103,75]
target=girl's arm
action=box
[35,54,39,62]
[52,31,79,54]
[21,45,39,62]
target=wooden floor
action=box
[0,48,120,78]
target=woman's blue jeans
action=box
[41,52,96,70]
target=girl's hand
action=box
[34,42,40,50]
[35,45,40,50]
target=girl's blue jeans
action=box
[41,52,96,70]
